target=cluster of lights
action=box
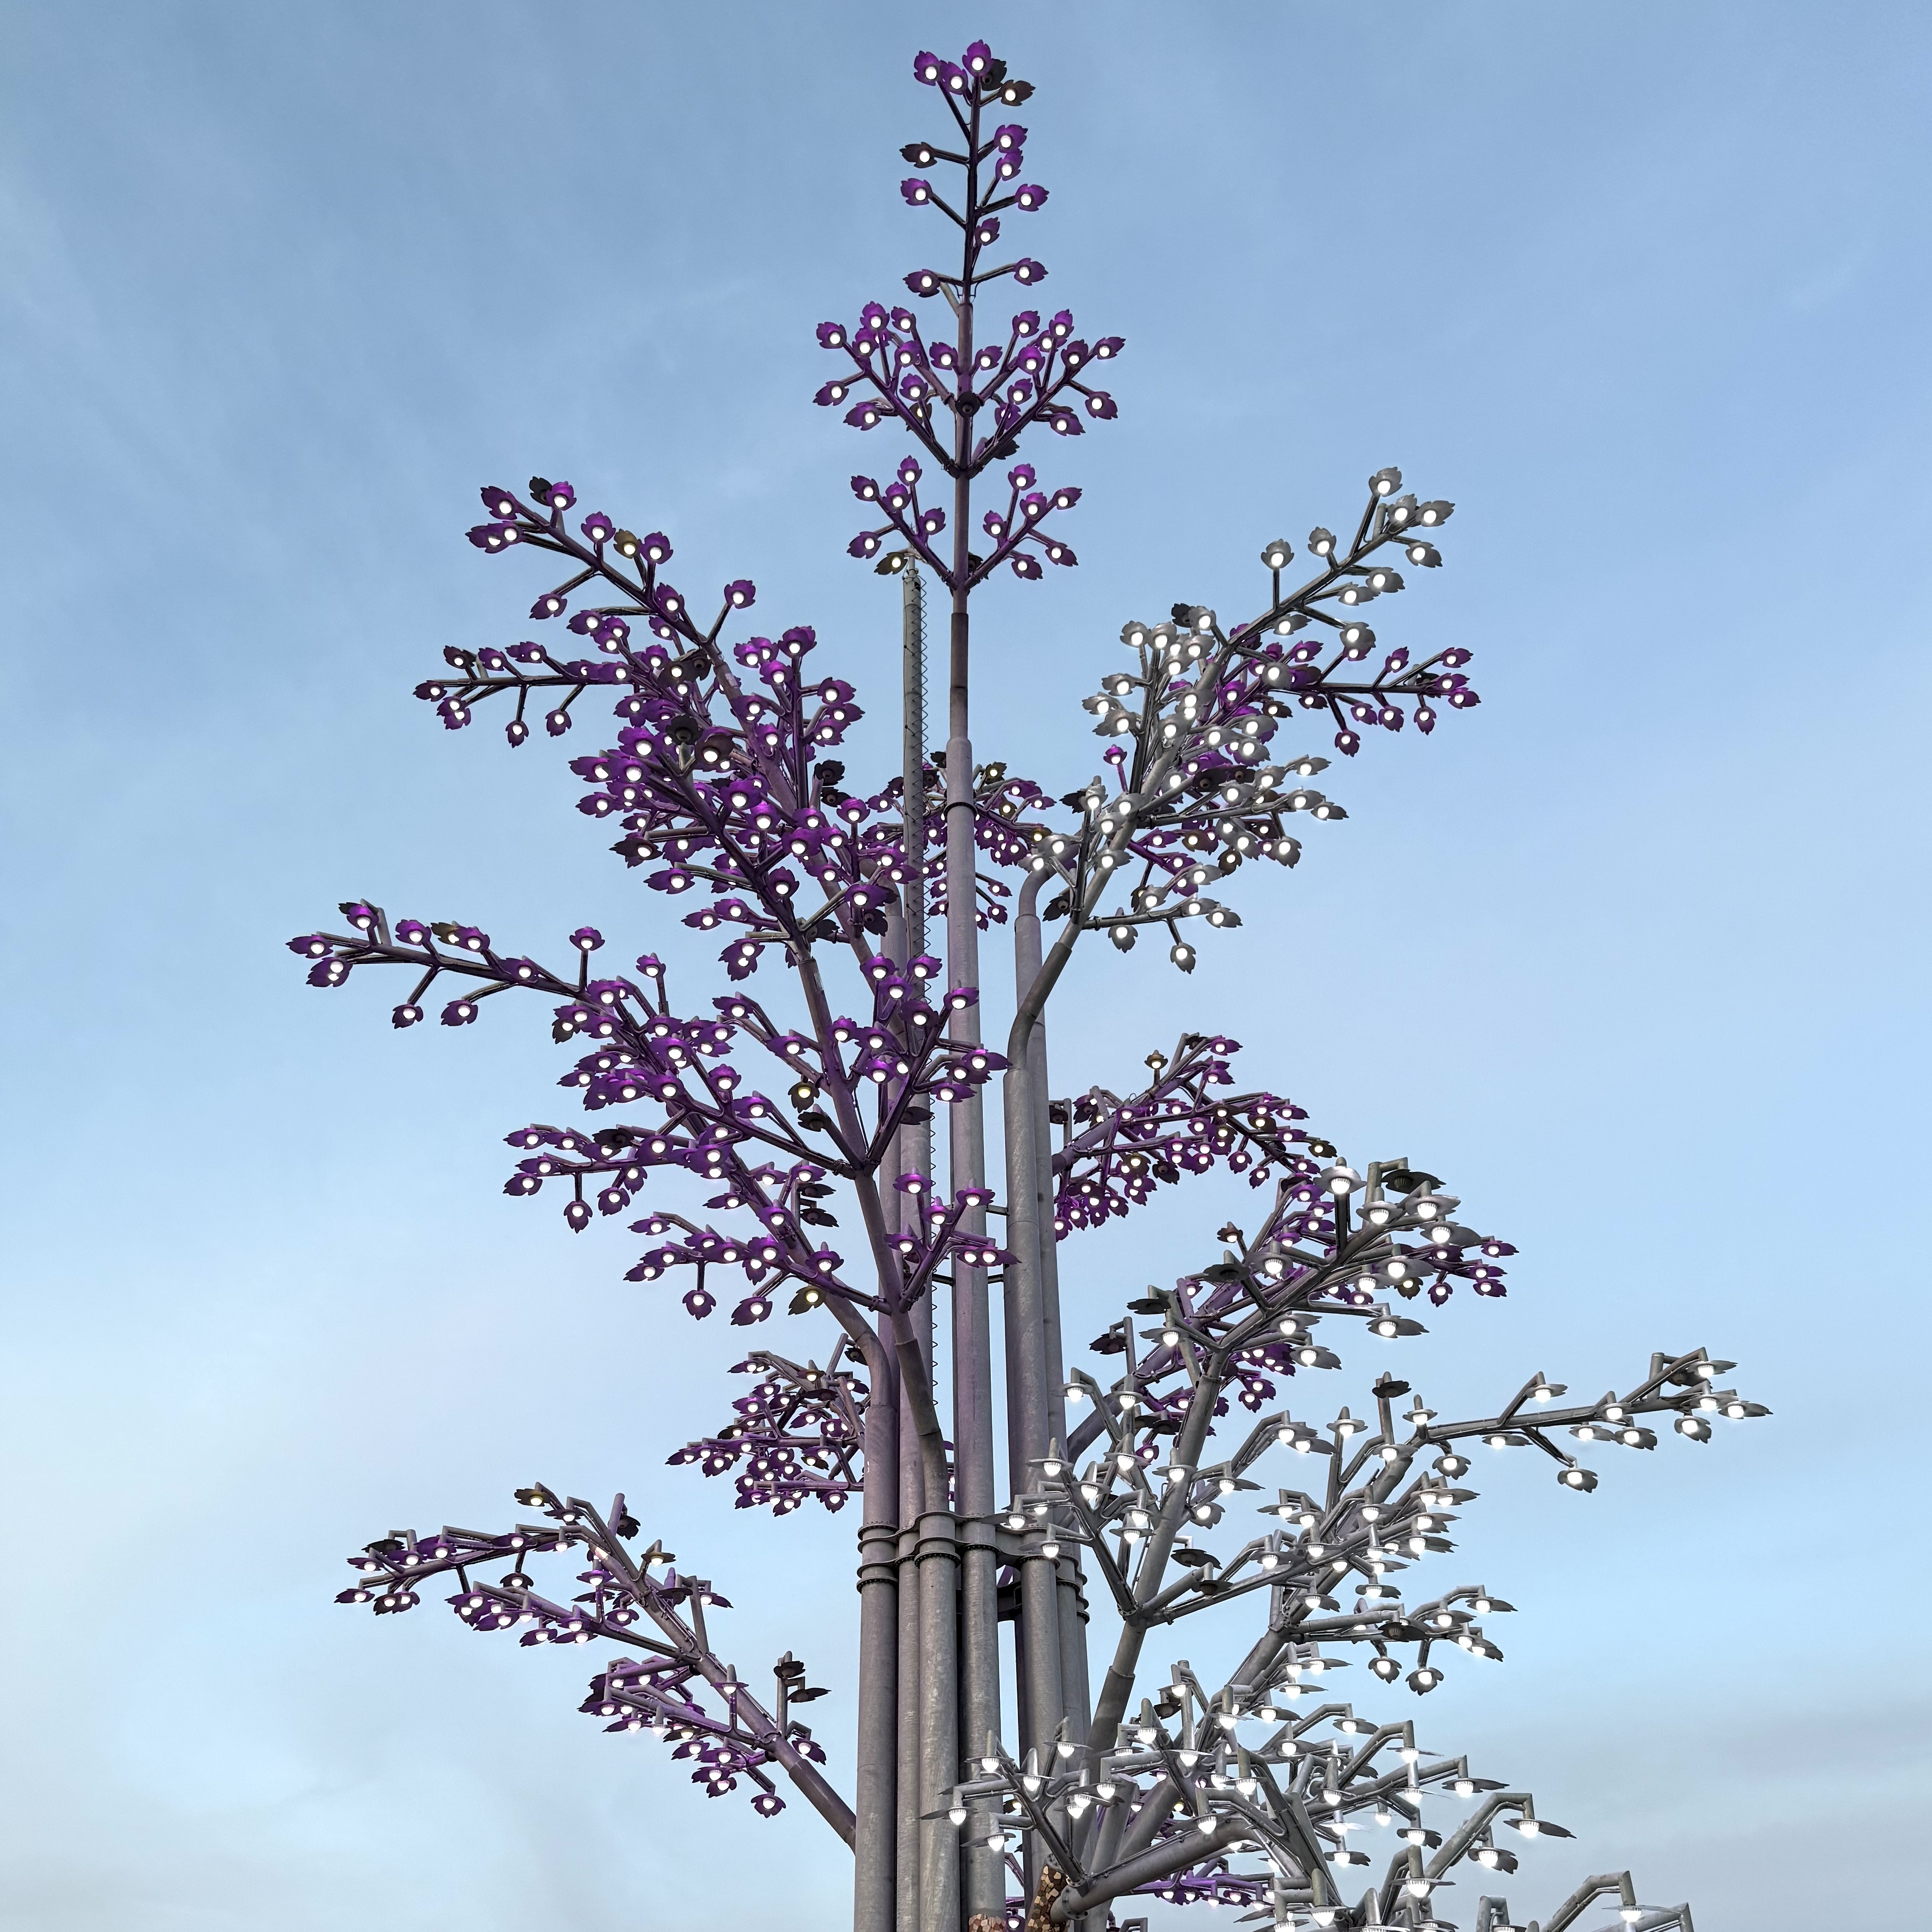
[934,1692,1691,1932]
[668,1342,870,1516]
[983,1142,1758,1914]
[290,903,1011,1324]
[334,1487,822,1820]
[1051,478,1475,976]
[291,38,1752,1932]
[816,40,1122,551]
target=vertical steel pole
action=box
[895,1366,922,1931]
[900,564,936,1223]
[894,573,938,1932]
[931,613,975,1932]
[916,1491,960,1932]
[901,566,929,972]
[1027,961,1089,1758]
[944,134,1001,1932]
[1005,880,1063,1834]
[885,895,924,1932]
[853,1338,901,1932]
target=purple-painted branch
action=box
[336,1486,854,1841]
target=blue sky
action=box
[2,4,1927,1928]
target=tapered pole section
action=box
[1004,875,1063,1770]
[1031,1000,1070,1479]
[1030,1000,1090,1757]
[1020,942,1090,1758]
[900,565,931,985]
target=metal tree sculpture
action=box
[291,38,1761,1932]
